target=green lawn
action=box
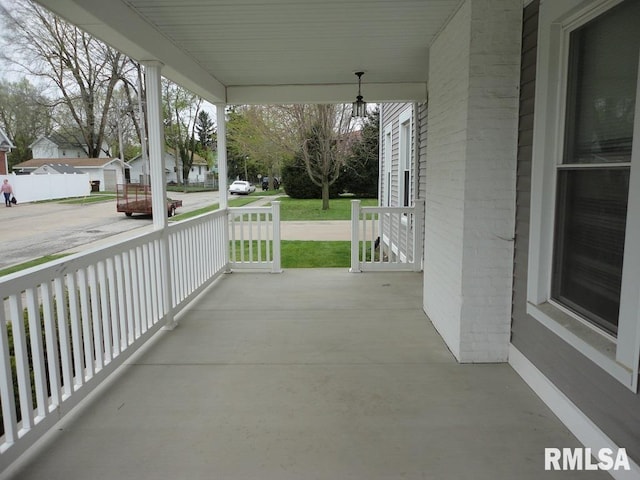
[233,240,350,268]
[276,197,378,221]
[169,197,255,222]
[58,194,116,205]
[249,189,282,197]
[282,240,350,268]
[0,254,71,277]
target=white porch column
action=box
[216,104,230,270]
[423,0,522,362]
[143,61,175,328]
[216,104,228,210]
[143,61,168,230]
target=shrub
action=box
[281,153,341,199]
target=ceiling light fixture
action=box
[351,71,367,118]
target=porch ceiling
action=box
[32,0,463,105]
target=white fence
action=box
[0,204,265,471]
[0,173,91,203]
[228,201,281,273]
[350,199,424,272]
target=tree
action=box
[195,110,216,178]
[227,105,291,189]
[195,110,215,154]
[282,104,355,210]
[281,151,341,199]
[340,107,379,197]
[0,78,53,168]
[162,79,202,190]
[0,0,135,158]
[225,107,261,182]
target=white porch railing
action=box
[0,204,272,472]
[229,201,282,273]
[350,199,424,273]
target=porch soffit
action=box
[32,0,464,105]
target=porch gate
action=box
[350,199,424,273]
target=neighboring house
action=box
[31,163,85,175]
[0,127,14,175]
[30,133,109,159]
[12,158,129,191]
[128,150,211,184]
[377,102,427,266]
[377,0,640,468]
[379,103,428,208]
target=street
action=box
[0,190,220,270]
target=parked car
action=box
[229,180,256,195]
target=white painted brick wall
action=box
[423,0,471,359]
[424,0,522,362]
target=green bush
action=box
[281,153,341,199]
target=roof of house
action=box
[13,158,129,169]
[34,163,85,174]
[30,132,87,149]
[0,128,14,149]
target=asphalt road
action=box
[0,190,220,270]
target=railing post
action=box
[143,61,175,329]
[217,104,232,273]
[413,199,425,272]
[350,200,361,273]
[271,201,282,273]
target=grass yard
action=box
[0,254,71,277]
[277,197,378,221]
[282,240,350,268]
[170,196,255,222]
[232,240,350,268]
[58,194,116,205]
[249,189,283,196]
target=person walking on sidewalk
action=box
[1,179,13,207]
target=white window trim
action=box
[383,123,393,207]
[527,0,640,392]
[398,107,413,214]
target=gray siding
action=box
[379,102,424,263]
[380,102,414,207]
[417,102,428,201]
[511,0,640,463]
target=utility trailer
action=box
[116,184,182,217]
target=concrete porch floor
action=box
[4,269,607,480]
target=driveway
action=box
[0,191,220,270]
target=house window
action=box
[398,108,412,207]
[551,0,638,336]
[528,0,640,390]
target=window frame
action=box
[383,123,393,207]
[398,108,413,209]
[527,0,640,391]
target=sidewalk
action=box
[240,195,352,241]
[281,220,351,241]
